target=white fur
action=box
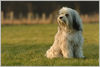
[45,7,84,59]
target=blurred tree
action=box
[27,2,32,13]
[1,1,99,18]
[74,2,80,14]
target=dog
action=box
[45,7,84,59]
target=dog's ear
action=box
[73,14,80,31]
[72,10,83,31]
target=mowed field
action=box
[1,23,99,66]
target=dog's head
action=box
[57,7,83,31]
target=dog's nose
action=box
[59,16,63,19]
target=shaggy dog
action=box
[45,7,85,59]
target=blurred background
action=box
[1,1,99,66]
[1,1,99,24]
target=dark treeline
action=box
[1,1,99,18]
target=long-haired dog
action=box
[45,7,85,59]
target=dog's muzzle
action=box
[59,16,63,19]
[58,16,66,24]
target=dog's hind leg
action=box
[74,45,84,58]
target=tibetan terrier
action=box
[45,7,84,59]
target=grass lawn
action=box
[1,23,99,66]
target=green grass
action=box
[1,23,99,66]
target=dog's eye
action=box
[65,14,69,17]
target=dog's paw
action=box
[78,56,86,59]
[83,56,86,59]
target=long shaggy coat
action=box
[45,7,84,59]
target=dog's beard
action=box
[57,17,69,27]
[57,16,74,32]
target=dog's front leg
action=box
[61,42,73,58]
[45,32,62,59]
